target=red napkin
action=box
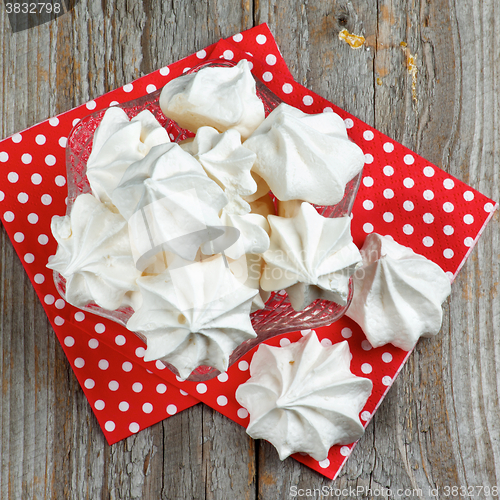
[0,23,497,480]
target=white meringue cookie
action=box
[346,233,452,351]
[159,59,265,139]
[111,143,228,266]
[47,193,141,310]
[260,202,362,310]
[86,107,170,204]
[181,126,257,214]
[243,103,365,205]
[235,331,372,461]
[126,255,258,379]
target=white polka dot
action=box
[361,340,372,351]
[129,422,140,433]
[182,67,191,73]
[217,395,228,406]
[441,179,454,190]
[279,337,291,347]
[135,347,146,358]
[237,408,249,419]
[361,363,372,374]
[344,118,354,129]
[94,323,105,334]
[31,174,42,185]
[88,339,99,349]
[44,294,55,305]
[156,383,167,394]
[464,237,474,247]
[403,200,414,211]
[282,83,293,94]
[84,378,95,389]
[55,299,65,309]
[142,402,153,414]
[363,223,374,234]
[262,71,273,82]
[341,327,352,339]
[58,137,67,148]
[256,34,267,44]
[0,152,8,162]
[265,53,277,66]
[300,329,312,336]
[423,190,434,201]
[403,224,414,235]
[74,311,85,322]
[38,234,49,246]
[323,107,334,113]
[35,134,46,145]
[340,446,350,457]
[98,359,109,370]
[484,202,495,213]
[443,202,454,213]
[423,236,434,247]
[363,176,374,187]
[146,84,157,94]
[176,376,184,383]
[24,253,34,263]
[122,361,133,372]
[108,380,119,391]
[45,155,56,166]
[217,372,229,382]
[22,153,32,164]
[155,360,166,370]
[463,214,474,225]
[382,352,393,363]
[362,200,374,211]
[114,335,126,346]
[8,172,19,183]
[12,133,22,143]
[0,191,3,202]
[443,225,454,235]
[321,338,333,347]
[74,357,85,368]
[382,376,392,386]
[423,213,434,224]
[302,95,313,106]
[28,213,38,224]
[132,382,143,393]
[167,404,177,415]
[34,273,45,284]
[403,177,415,188]
[238,360,249,371]
[462,190,473,201]
[383,142,394,153]
[196,49,207,59]
[363,130,374,141]
[196,383,207,394]
[180,390,188,396]
[104,421,115,432]
[403,154,415,165]
[422,167,435,178]
[84,100,97,111]
[14,232,24,242]
[123,83,133,93]
[318,458,330,469]
[94,400,105,411]
[383,189,394,200]
[49,117,59,126]
[159,66,170,76]
[382,212,394,223]
[17,192,28,203]
[233,33,243,42]
[364,153,374,164]
[383,165,394,176]
[223,50,234,60]
[119,401,129,412]
[443,248,454,259]
[72,118,80,127]
[64,336,75,347]
[361,411,371,421]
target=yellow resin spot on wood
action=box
[338,29,365,49]
[401,42,418,106]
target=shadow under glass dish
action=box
[56,60,364,381]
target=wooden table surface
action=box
[1,1,499,499]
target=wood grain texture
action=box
[1,0,499,499]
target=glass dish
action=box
[55,60,363,381]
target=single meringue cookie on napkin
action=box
[47,193,141,310]
[346,233,452,351]
[86,107,170,204]
[243,102,365,205]
[260,202,362,311]
[235,331,372,461]
[126,255,258,379]
[159,59,265,139]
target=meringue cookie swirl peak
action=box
[159,59,265,140]
[346,233,452,351]
[243,103,365,205]
[235,331,372,461]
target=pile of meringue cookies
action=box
[48,60,452,461]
